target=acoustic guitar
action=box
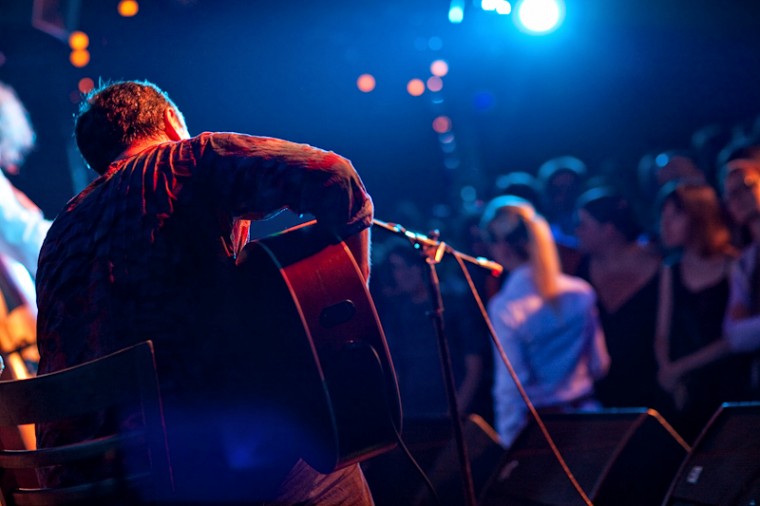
[234,221,402,474]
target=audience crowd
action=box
[368,116,760,457]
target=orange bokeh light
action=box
[68,31,89,51]
[430,60,449,77]
[69,49,90,68]
[118,0,139,17]
[78,77,95,94]
[432,115,452,134]
[407,78,425,97]
[356,74,376,93]
[427,76,443,92]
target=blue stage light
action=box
[449,0,465,23]
[515,0,564,34]
[482,0,512,15]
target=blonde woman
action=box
[482,196,609,447]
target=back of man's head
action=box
[75,80,181,175]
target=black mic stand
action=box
[373,219,503,506]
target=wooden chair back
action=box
[0,341,172,505]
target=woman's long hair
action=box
[481,196,561,301]
[656,181,735,257]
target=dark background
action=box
[2,0,760,232]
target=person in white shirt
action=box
[481,196,610,447]
[0,81,51,281]
[0,81,52,382]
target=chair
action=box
[0,341,173,505]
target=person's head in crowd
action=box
[657,181,734,257]
[75,80,190,175]
[715,134,760,171]
[721,158,760,233]
[481,195,560,301]
[537,156,587,230]
[637,151,660,201]
[493,171,542,210]
[385,242,426,298]
[690,124,732,183]
[0,81,36,175]
[574,187,642,255]
[653,150,704,187]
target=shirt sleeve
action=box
[0,170,52,277]
[192,133,373,239]
[724,251,760,353]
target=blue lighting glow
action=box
[495,1,512,15]
[482,0,512,15]
[473,90,495,112]
[515,0,564,34]
[449,0,465,23]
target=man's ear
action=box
[163,107,189,141]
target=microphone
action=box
[372,219,503,277]
[472,256,504,277]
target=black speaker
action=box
[663,402,760,506]
[480,408,689,506]
[411,414,505,506]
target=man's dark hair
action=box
[576,186,642,243]
[75,80,181,175]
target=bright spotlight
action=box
[516,0,564,34]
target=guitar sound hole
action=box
[319,300,356,329]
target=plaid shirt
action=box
[35,133,372,493]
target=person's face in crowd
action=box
[659,199,689,249]
[388,253,424,295]
[546,170,582,215]
[574,208,606,254]
[724,168,760,226]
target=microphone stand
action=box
[373,219,503,506]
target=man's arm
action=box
[722,256,760,353]
[194,133,373,242]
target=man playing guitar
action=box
[35,80,395,504]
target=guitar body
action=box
[235,222,401,473]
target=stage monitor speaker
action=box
[411,414,505,506]
[663,402,760,506]
[480,408,689,506]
